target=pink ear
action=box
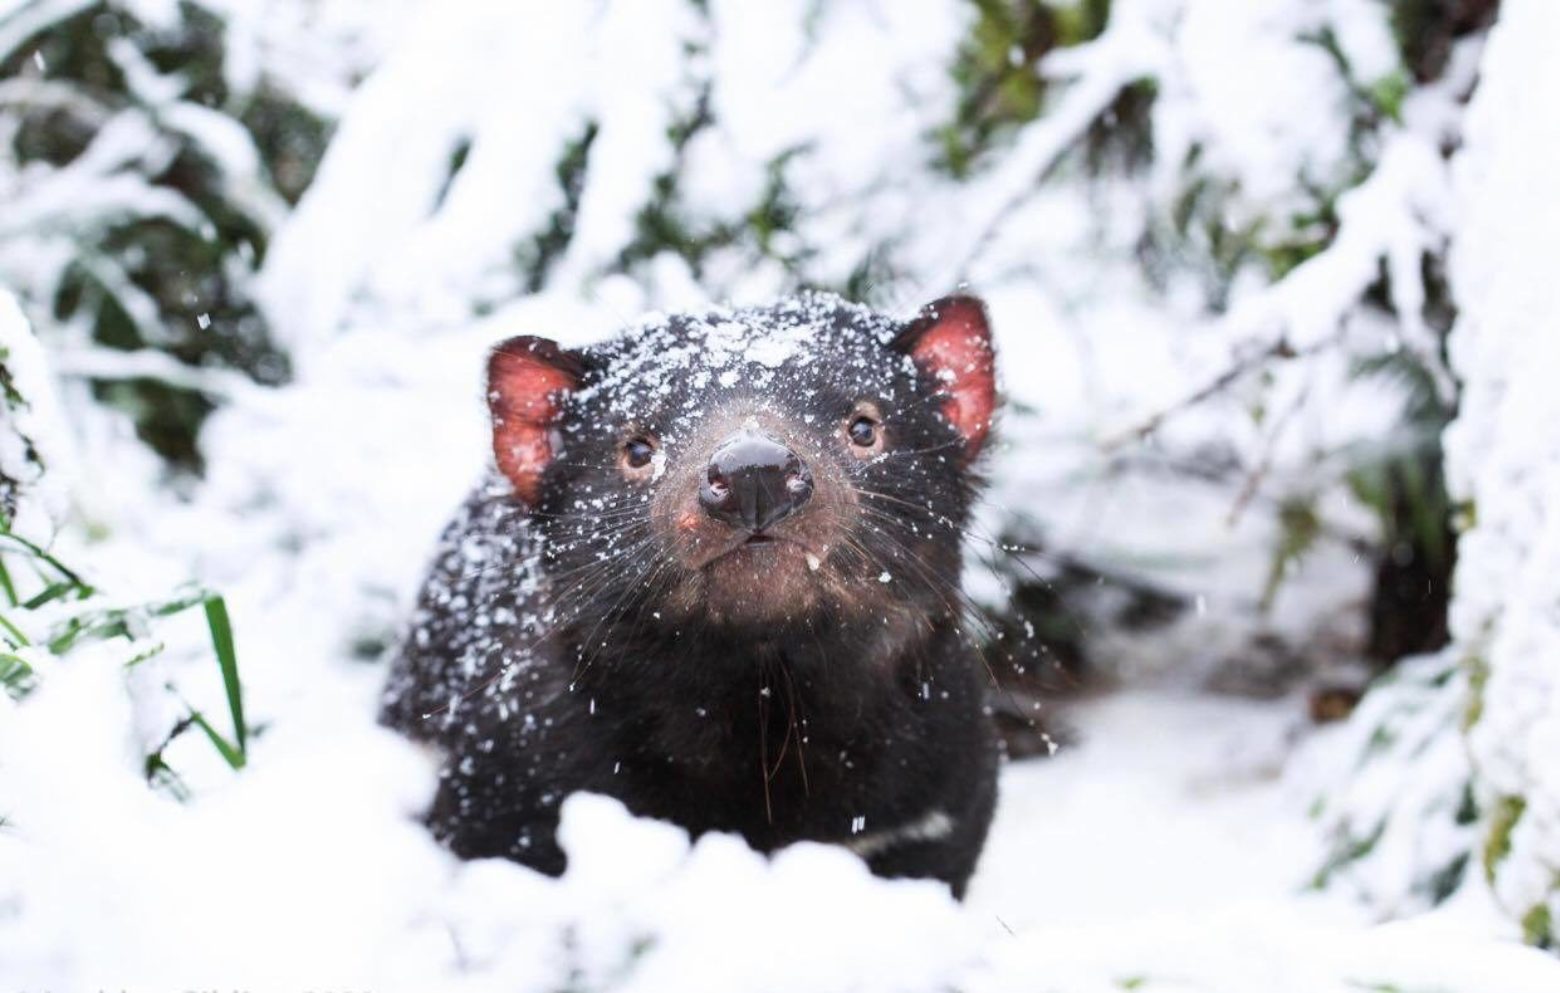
[487,336,583,506]
[895,295,997,460]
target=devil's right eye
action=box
[623,437,655,468]
[842,403,887,459]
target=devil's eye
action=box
[847,416,879,448]
[624,437,656,468]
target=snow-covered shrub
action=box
[0,286,63,528]
[0,289,246,795]
[1442,0,1560,949]
[0,0,387,464]
[1308,650,1478,914]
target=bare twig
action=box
[1102,335,1308,450]
[1227,379,1312,527]
[0,78,111,126]
[50,346,262,402]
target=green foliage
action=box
[1310,656,1477,908]
[0,344,24,408]
[1311,816,1387,889]
[937,0,1113,177]
[617,90,745,278]
[1345,311,1459,661]
[203,594,243,757]
[1155,18,1408,315]
[617,91,726,275]
[513,122,601,294]
[1301,25,1406,162]
[1389,0,1500,82]
[1083,75,1157,175]
[1346,426,1449,571]
[1462,655,1488,729]
[614,87,812,288]
[1160,12,1461,633]
[1422,850,1470,904]
[0,0,316,468]
[1261,495,1321,611]
[237,87,334,206]
[0,507,247,775]
[0,343,39,520]
[1482,794,1525,881]
[1520,902,1553,950]
[1261,193,1342,281]
[1156,165,1259,311]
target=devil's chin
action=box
[695,540,825,627]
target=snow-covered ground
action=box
[4,0,1560,988]
[6,609,1559,991]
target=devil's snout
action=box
[699,432,814,533]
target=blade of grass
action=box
[0,611,29,647]
[202,595,245,757]
[143,752,193,802]
[22,581,78,610]
[46,610,135,653]
[0,651,36,698]
[0,555,17,606]
[150,590,212,616]
[0,532,92,595]
[187,709,246,770]
[122,641,166,668]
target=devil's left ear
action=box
[892,295,997,460]
[487,336,586,506]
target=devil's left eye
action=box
[624,438,656,468]
[847,416,879,447]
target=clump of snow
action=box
[1304,652,1478,915]
[259,0,702,350]
[0,289,70,534]
[204,0,422,118]
[1443,0,1560,941]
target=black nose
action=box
[700,432,814,533]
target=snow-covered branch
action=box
[930,14,1166,287]
[1219,132,1455,400]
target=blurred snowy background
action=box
[2,0,1559,989]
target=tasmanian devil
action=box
[380,292,1001,896]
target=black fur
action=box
[381,293,999,896]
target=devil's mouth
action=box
[701,532,812,568]
[692,532,829,621]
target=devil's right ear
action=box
[487,336,585,506]
[892,295,997,461]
